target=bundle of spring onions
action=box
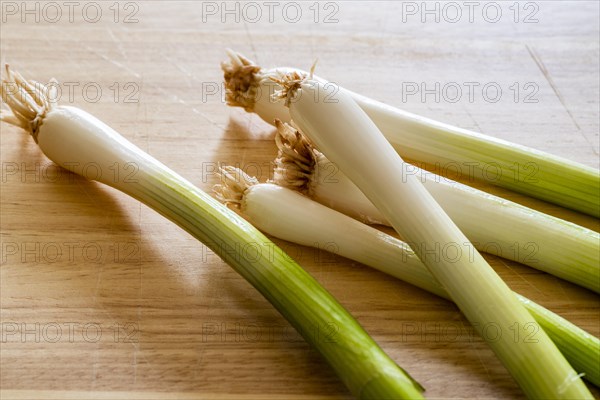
[255,68,593,398]
[222,51,600,218]
[214,166,600,388]
[0,67,425,399]
[271,120,600,294]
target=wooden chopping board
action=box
[1,2,599,399]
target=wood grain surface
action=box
[1,1,599,399]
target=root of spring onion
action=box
[221,51,600,218]
[0,67,425,400]
[272,120,600,294]
[270,72,592,399]
[214,167,600,388]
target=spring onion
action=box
[272,120,600,294]
[0,67,425,399]
[222,51,600,217]
[270,71,592,399]
[214,166,600,387]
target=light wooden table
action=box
[1,1,598,399]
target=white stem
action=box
[243,183,444,297]
[214,173,600,388]
[221,52,600,217]
[278,75,591,399]
[1,67,426,399]
[273,121,600,293]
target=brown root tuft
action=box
[272,119,317,193]
[213,165,259,208]
[269,71,307,107]
[0,65,57,142]
[221,50,263,111]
